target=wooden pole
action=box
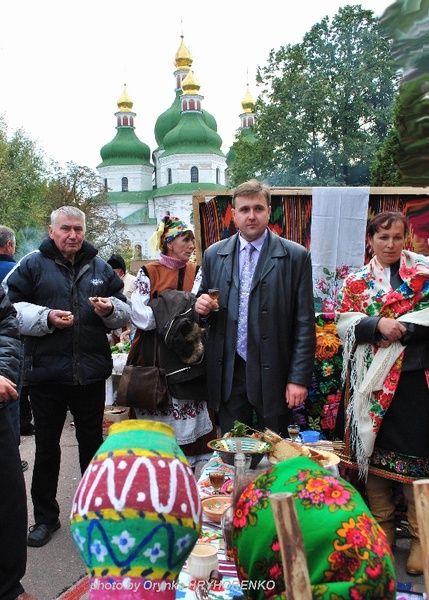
[412,479,429,594]
[270,492,312,600]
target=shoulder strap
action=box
[177,267,186,291]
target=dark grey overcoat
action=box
[197,229,316,419]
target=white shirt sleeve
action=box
[191,267,202,295]
[130,270,156,330]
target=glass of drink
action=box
[208,288,220,311]
[209,470,226,494]
[287,424,300,442]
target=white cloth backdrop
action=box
[310,187,369,311]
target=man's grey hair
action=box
[0,225,16,248]
[50,206,86,229]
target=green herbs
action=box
[110,341,131,354]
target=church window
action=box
[122,177,129,192]
[123,116,129,126]
[216,168,220,184]
[191,166,199,183]
[167,168,172,184]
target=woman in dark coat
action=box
[130,215,214,469]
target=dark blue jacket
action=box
[0,254,16,283]
[6,238,131,386]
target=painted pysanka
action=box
[70,420,201,599]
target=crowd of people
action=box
[1,181,428,599]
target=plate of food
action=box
[268,446,340,468]
[310,448,340,467]
[221,478,234,495]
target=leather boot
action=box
[365,473,396,547]
[403,483,423,576]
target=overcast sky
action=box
[1,0,393,172]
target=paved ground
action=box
[20,412,85,600]
[19,413,426,599]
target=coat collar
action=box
[216,230,288,286]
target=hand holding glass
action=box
[208,288,220,311]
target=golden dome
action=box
[181,70,201,95]
[175,36,193,70]
[117,85,133,112]
[241,85,255,113]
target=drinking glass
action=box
[208,288,220,311]
[287,424,300,442]
[209,470,225,494]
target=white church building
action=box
[96,36,255,262]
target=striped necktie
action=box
[236,243,256,361]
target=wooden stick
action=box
[412,479,429,594]
[270,492,312,600]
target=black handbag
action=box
[116,334,170,411]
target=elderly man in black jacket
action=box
[195,179,316,436]
[5,206,131,548]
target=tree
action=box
[229,5,397,186]
[370,94,404,186]
[227,134,262,187]
[46,162,130,259]
[0,117,51,251]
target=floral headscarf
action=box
[149,215,192,254]
[231,457,396,600]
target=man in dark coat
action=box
[0,286,38,599]
[195,179,316,436]
[5,206,131,548]
[0,225,34,461]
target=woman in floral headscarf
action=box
[231,457,396,599]
[336,211,429,576]
[129,215,215,468]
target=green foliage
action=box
[228,134,262,187]
[0,117,51,252]
[230,6,397,186]
[46,162,130,259]
[0,118,133,260]
[370,94,404,186]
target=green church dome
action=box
[162,112,224,157]
[155,93,219,150]
[98,128,152,167]
[154,92,182,148]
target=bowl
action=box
[201,495,233,523]
[207,437,272,469]
[300,430,320,443]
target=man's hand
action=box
[377,317,407,342]
[48,310,74,329]
[0,375,18,402]
[195,294,216,316]
[285,383,308,408]
[89,296,113,317]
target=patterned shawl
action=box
[231,457,396,599]
[336,250,429,479]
